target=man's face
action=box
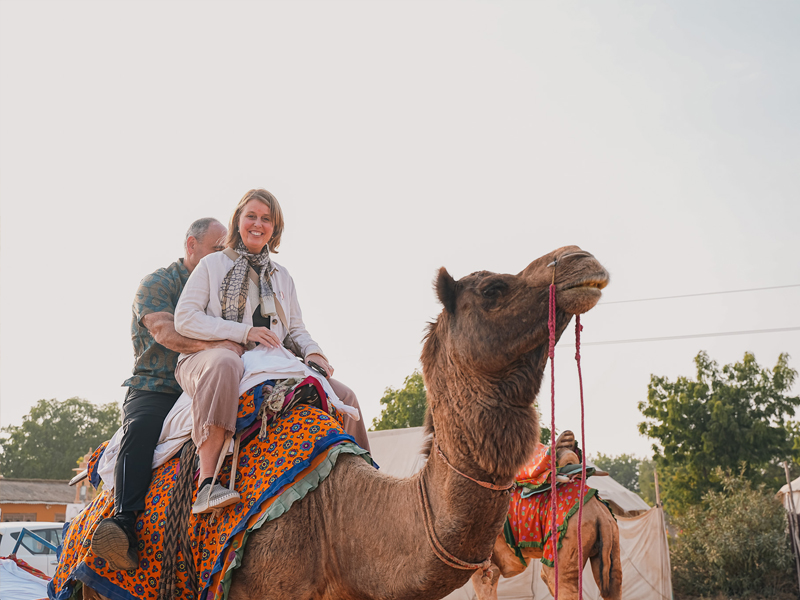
[194,221,227,261]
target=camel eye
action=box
[481,281,508,299]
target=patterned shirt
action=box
[122,259,190,394]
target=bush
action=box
[671,468,797,598]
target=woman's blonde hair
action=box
[226,189,284,253]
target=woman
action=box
[174,189,368,514]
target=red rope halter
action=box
[575,315,587,598]
[548,281,589,599]
[433,435,516,491]
[548,283,560,599]
[416,424,510,577]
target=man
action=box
[92,217,233,570]
[92,217,371,570]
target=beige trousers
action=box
[175,348,371,452]
[175,348,244,448]
[328,379,370,452]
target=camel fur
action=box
[87,245,609,600]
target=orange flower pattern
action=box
[49,397,364,600]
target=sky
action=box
[1,0,798,460]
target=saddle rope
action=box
[158,440,198,600]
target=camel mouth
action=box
[561,274,609,292]
[557,273,609,314]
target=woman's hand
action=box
[247,327,282,348]
[306,353,334,378]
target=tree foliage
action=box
[637,459,656,506]
[369,371,553,445]
[671,468,796,598]
[371,371,427,431]
[593,452,642,494]
[0,397,120,479]
[639,351,799,513]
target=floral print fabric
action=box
[506,443,598,566]
[49,398,365,600]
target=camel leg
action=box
[472,534,527,600]
[541,560,580,600]
[540,497,621,600]
[589,499,622,600]
[491,533,527,578]
[470,563,501,600]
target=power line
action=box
[567,326,800,347]
[392,326,800,358]
[598,284,800,306]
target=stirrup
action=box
[194,432,241,514]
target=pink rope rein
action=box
[575,316,586,598]
[547,283,559,599]
[548,286,589,600]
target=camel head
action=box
[421,246,608,479]
[425,245,608,380]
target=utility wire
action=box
[566,326,800,347]
[598,284,800,306]
[395,326,800,359]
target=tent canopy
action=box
[366,425,672,600]
[778,475,800,514]
[368,426,651,515]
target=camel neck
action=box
[417,442,512,571]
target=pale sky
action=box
[1,0,798,460]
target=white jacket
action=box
[174,251,325,362]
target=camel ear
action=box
[435,267,457,314]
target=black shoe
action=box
[91,515,139,570]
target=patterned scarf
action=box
[220,240,276,323]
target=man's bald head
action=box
[184,218,227,273]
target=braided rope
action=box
[575,316,586,598]
[417,478,492,572]
[433,436,515,491]
[547,282,559,599]
[158,440,198,600]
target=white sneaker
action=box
[192,483,241,514]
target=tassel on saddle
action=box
[256,377,328,439]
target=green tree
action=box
[593,452,641,493]
[637,459,656,506]
[638,351,799,513]
[0,397,120,479]
[539,425,551,446]
[371,371,427,430]
[670,468,795,598]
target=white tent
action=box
[778,475,800,514]
[367,427,672,600]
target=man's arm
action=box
[142,312,244,356]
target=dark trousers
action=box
[114,388,181,514]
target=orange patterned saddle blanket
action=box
[49,389,372,600]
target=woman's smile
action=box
[239,199,274,253]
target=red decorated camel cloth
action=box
[1,553,51,580]
[48,385,372,600]
[505,443,606,567]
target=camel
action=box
[87,245,609,600]
[472,431,622,600]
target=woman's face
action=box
[238,199,275,254]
